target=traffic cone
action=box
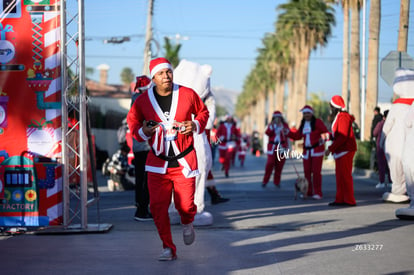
[255,150,260,157]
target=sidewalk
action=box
[1,153,413,275]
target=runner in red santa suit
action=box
[262,111,290,188]
[287,105,329,199]
[238,133,250,167]
[216,114,240,177]
[326,95,357,207]
[127,57,209,261]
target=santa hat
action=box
[149,57,172,78]
[393,68,414,97]
[330,95,346,110]
[300,105,314,114]
[272,111,282,117]
[134,75,151,92]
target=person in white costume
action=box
[382,68,413,203]
[170,59,216,226]
[396,95,414,219]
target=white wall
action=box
[89,97,132,115]
[92,128,119,157]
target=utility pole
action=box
[142,0,154,75]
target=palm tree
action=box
[364,0,381,141]
[120,67,134,89]
[398,0,410,52]
[276,0,335,125]
[349,0,362,130]
[163,37,181,68]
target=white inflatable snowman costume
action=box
[396,71,414,219]
[382,68,413,203]
[170,59,215,226]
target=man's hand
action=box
[179,121,195,135]
[142,120,157,136]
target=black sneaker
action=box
[212,197,230,205]
[134,210,153,221]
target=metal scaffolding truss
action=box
[60,0,110,232]
[0,0,110,233]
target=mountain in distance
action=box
[211,86,240,116]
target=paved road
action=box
[1,153,413,275]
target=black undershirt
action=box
[153,89,179,167]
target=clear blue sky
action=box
[84,0,414,103]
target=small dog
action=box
[294,176,309,200]
[293,164,309,200]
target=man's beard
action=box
[165,84,173,92]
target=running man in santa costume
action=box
[382,68,413,203]
[262,111,290,188]
[326,95,357,206]
[216,114,240,177]
[127,57,209,261]
[287,105,329,199]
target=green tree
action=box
[163,37,181,68]
[216,104,227,119]
[120,67,134,88]
[277,0,335,125]
[236,0,336,133]
[86,67,95,77]
[307,92,330,123]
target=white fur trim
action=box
[145,162,168,174]
[300,107,313,113]
[194,120,201,134]
[150,63,172,78]
[138,127,150,141]
[330,100,344,110]
[333,151,348,159]
[137,83,151,91]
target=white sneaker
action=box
[382,192,410,203]
[158,248,177,261]
[193,211,213,226]
[312,194,322,200]
[375,183,385,189]
[107,179,115,192]
[182,223,195,245]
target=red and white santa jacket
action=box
[328,111,357,159]
[265,122,289,155]
[127,84,209,178]
[216,122,239,150]
[288,118,328,159]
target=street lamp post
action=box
[142,0,154,75]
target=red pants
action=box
[303,156,324,197]
[147,167,197,256]
[219,147,235,174]
[262,153,286,186]
[334,152,356,205]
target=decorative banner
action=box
[0,0,62,226]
